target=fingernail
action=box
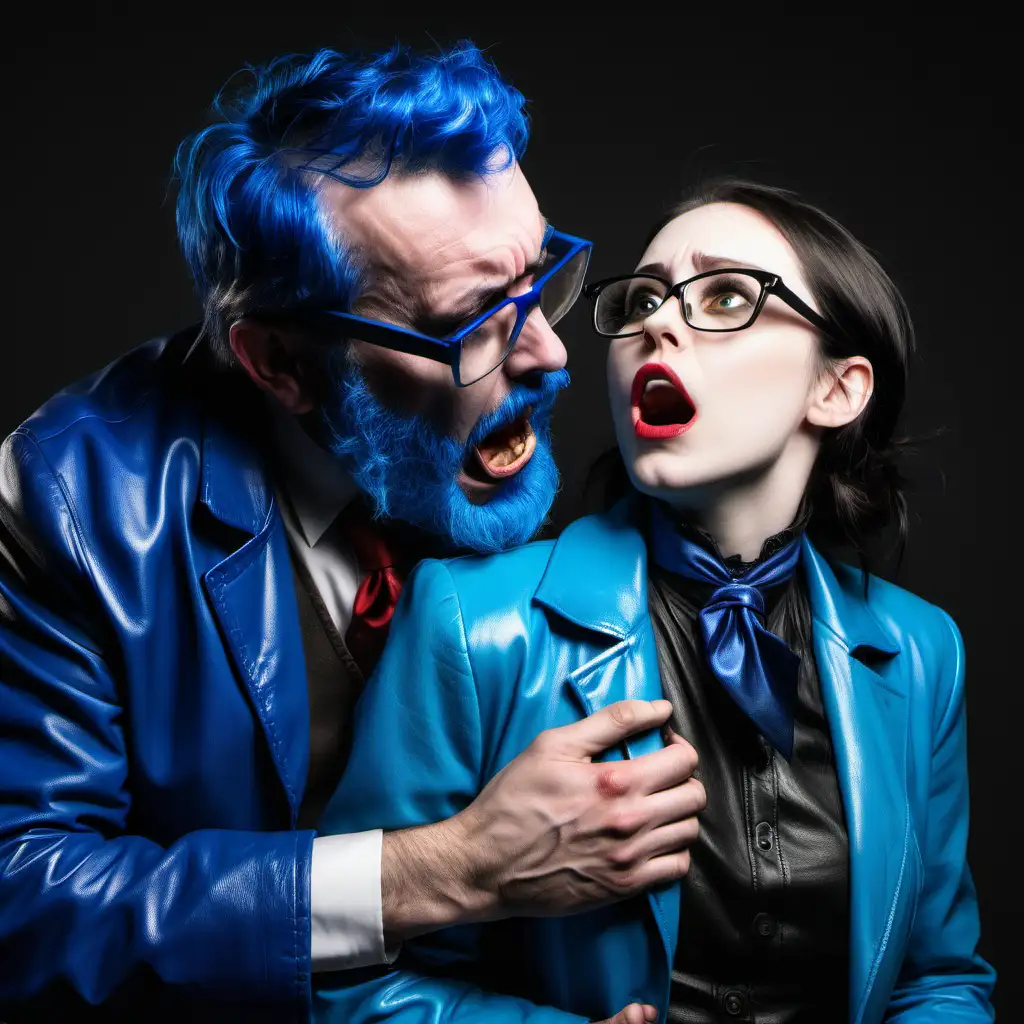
[644,1007,658,1022]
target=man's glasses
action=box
[268,228,591,387]
[583,268,836,341]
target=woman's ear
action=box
[807,356,874,430]
[229,320,317,414]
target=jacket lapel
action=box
[537,512,919,1020]
[802,541,916,1023]
[534,503,679,982]
[197,385,310,826]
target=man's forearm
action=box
[381,817,497,943]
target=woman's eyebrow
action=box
[634,252,768,279]
[690,250,766,274]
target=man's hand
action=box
[595,1003,658,1024]
[452,698,705,917]
[382,699,705,940]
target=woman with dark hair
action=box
[315,182,995,1023]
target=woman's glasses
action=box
[584,268,837,340]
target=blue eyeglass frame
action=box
[259,227,592,387]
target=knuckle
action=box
[595,764,631,800]
[605,807,641,837]
[609,867,640,896]
[608,843,636,870]
[530,731,556,756]
[609,701,638,730]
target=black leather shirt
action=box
[647,527,850,1023]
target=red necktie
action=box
[338,501,407,678]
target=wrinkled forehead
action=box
[319,163,544,291]
[640,202,812,297]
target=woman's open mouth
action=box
[461,407,537,495]
[631,363,698,439]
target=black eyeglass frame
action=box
[583,267,840,341]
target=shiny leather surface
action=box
[0,332,314,1020]
[315,499,995,1024]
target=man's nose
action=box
[502,307,567,379]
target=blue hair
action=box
[174,42,530,360]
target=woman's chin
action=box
[626,449,708,498]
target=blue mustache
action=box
[318,352,570,553]
[466,368,571,451]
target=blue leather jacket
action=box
[0,334,316,1020]
[315,500,995,1023]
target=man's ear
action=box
[229,320,317,415]
[806,356,874,430]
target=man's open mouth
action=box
[463,406,537,485]
[631,363,698,439]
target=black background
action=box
[3,6,1017,1014]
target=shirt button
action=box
[753,911,776,938]
[755,821,774,851]
[723,988,746,1016]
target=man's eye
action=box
[510,276,535,299]
[418,317,464,338]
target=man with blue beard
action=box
[0,42,703,1023]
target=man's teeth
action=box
[488,435,527,467]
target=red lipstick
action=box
[630,362,698,439]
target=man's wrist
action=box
[380,815,498,942]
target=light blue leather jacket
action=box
[315,500,995,1023]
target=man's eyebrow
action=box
[427,219,552,328]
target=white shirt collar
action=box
[266,394,360,548]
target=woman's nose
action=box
[641,294,691,351]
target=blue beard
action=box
[318,351,570,554]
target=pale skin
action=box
[608,201,874,561]
[224,163,706,1022]
[586,204,873,1023]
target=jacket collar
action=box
[802,541,900,660]
[535,499,900,660]
[195,359,277,538]
[535,498,650,639]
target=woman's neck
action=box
[665,458,810,563]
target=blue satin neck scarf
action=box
[649,500,803,759]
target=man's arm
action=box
[0,431,320,1009]
[1,428,698,1014]
[379,704,701,945]
[885,612,995,1021]
[313,558,703,1023]
[0,431,319,1009]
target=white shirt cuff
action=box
[310,829,396,972]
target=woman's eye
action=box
[703,288,754,316]
[627,291,661,317]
